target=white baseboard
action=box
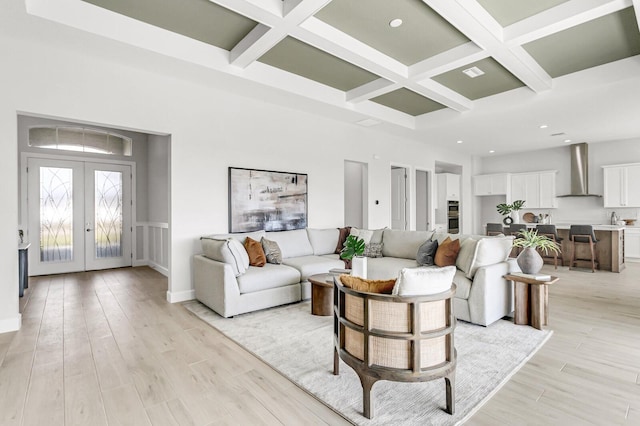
[166,289,195,303]
[148,262,169,277]
[0,314,22,333]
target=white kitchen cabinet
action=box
[437,173,460,201]
[473,173,509,196]
[625,228,640,261]
[509,171,557,208]
[603,164,640,208]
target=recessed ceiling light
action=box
[457,140,463,144]
[539,124,548,129]
[564,139,572,143]
[389,18,403,28]
[462,66,485,78]
[489,150,495,153]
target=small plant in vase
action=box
[340,235,367,278]
[497,200,525,225]
[512,229,560,274]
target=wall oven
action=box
[447,201,459,234]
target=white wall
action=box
[0,1,473,331]
[477,140,640,229]
[344,160,364,228]
[147,135,170,223]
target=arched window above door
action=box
[29,126,133,156]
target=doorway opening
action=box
[415,169,430,231]
[391,166,409,230]
[344,160,368,228]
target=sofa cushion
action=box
[381,229,434,259]
[237,264,301,294]
[366,257,419,280]
[261,237,283,264]
[282,256,345,281]
[307,228,339,255]
[339,275,396,294]
[392,266,456,296]
[265,229,313,259]
[453,269,473,300]
[456,237,478,276]
[434,237,460,267]
[209,230,266,245]
[200,237,249,277]
[244,237,266,267]
[416,239,438,266]
[467,236,514,279]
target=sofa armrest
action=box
[467,259,519,326]
[194,254,241,318]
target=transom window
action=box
[29,126,133,156]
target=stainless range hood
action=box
[557,143,602,197]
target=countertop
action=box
[524,223,626,231]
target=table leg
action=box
[514,281,530,325]
[530,284,546,330]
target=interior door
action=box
[28,158,86,275]
[27,157,132,275]
[391,167,407,230]
[85,163,132,270]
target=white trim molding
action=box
[135,221,169,276]
[0,314,22,334]
[166,289,195,304]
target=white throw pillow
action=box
[200,237,249,277]
[392,266,456,296]
[456,238,478,276]
[227,238,249,273]
[466,236,514,279]
[350,227,374,244]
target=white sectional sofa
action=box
[194,228,518,326]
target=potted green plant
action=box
[497,200,525,225]
[512,229,560,274]
[340,235,367,278]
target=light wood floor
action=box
[0,264,638,425]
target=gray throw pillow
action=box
[363,242,383,258]
[261,237,282,264]
[416,240,438,266]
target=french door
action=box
[27,157,132,275]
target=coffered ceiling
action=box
[25,0,640,157]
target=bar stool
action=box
[536,224,563,269]
[508,224,527,256]
[569,225,599,272]
[486,223,504,236]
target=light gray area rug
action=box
[184,301,551,425]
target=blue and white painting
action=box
[229,167,308,233]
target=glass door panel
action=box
[28,158,85,275]
[85,163,132,270]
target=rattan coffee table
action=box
[308,273,334,316]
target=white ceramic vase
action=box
[352,256,368,279]
[512,211,520,224]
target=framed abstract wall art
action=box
[228,167,308,233]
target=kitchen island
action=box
[554,224,625,273]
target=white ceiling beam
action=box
[208,0,281,25]
[407,80,473,112]
[228,0,331,68]
[504,0,633,46]
[634,0,640,33]
[346,79,399,103]
[229,24,273,68]
[409,42,488,79]
[425,0,552,92]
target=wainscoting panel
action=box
[135,222,169,276]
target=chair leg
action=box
[445,374,455,415]
[359,375,378,419]
[569,239,575,270]
[333,347,339,375]
[590,240,596,273]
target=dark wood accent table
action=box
[504,274,559,330]
[309,273,334,316]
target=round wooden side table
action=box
[308,273,334,316]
